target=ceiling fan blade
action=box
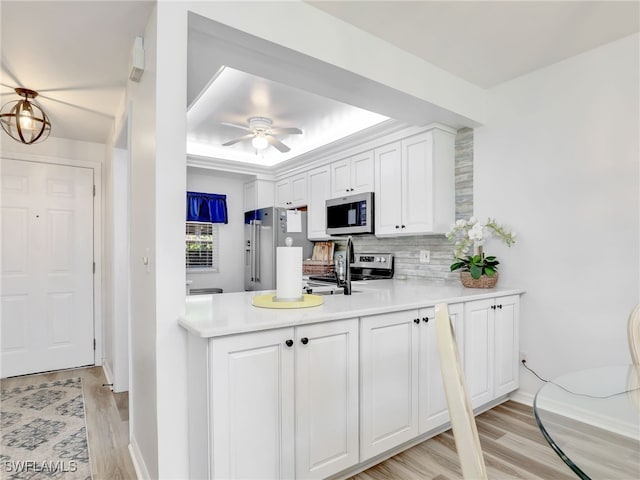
[267,135,291,153]
[221,122,252,132]
[222,133,254,146]
[269,127,302,135]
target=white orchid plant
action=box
[445,217,516,279]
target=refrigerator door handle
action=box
[254,220,261,282]
[249,220,255,281]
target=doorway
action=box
[1,158,95,377]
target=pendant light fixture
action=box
[0,88,51,144]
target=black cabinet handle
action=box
[346,189,350,192]
[401,225,406,229]
[490,305,496,310]
[497,304,503,309]
[422,317,429,323]
[301,337,309,345]
[285,339,293,347]
[413,318,420,324]
[395,225,400,229]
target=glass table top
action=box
[533,365,640,479]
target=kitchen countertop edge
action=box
[179,280,525,338]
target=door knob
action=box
[422,317,429,323]
[285,339,293,347]
[413,318,420,324]
[301,337,309,345]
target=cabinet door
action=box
[350,151,374,194]
[210,328,295,480]
[360,310,419,460]
[463,299,494,408]
[275,178,291,208]
[330,158,352,198]
[418,304,463,434]
[290,173,307,207]
[295,319,359,479]
[374,142,402,236]
[401,132,434,234]
[307,166,331,240]
[244,181,257,212]
[494,295,520,397]
[244,179,274,212]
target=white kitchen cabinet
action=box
[330,151,374,198]
[244,179,275,212]
[307,165,331,240]
[492,295,520,397]
[463,295,519,408]
[208,319,359,480]
[276,172,307,208]
[210,327,295,480]
[295,319,359,479]
[360,310,420,460]
[374,129,455,236]
[418,303,463,434]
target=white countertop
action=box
[179,279,525,338]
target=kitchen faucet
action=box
[336,236,354,295]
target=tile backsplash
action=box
[335,128,473,284]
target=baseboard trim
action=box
[129,439,150,480]
[101,362,114,389]
[510,389,535,406]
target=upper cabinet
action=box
[243,179,274,212]
[330,151,374,198]
[275,172,307,208]
[307,165,331,240]
[374,129,455,237]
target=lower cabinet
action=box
[463,295,520,408]
[210,327,295,480]
[418,303,463,434]
[197,295,519,479]
[209,318,359,480]
[360,311,420,459]
[295,320,359,479]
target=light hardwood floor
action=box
[352,401,576,480]
[3,368,579,479]
[1,366,136,480]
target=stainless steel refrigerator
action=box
[244,207,314,291]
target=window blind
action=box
[186,222,218,271]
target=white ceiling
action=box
[187,67,388,166]
[1,1,638,155]
[308,1,640,89]
[1,1,154,144]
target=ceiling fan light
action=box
[0,88,51,145]
[251,134,269,150]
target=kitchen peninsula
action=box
[179,280,524,480]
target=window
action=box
[186,222,218,271]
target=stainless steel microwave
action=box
[326,192,374,235]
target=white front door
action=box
[1,159,94,377]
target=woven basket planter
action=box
[460,271,498,288]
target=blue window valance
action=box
[186,191,228,223]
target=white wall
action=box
[186,167,249,293]
[127,5,159,478]
[474,33,640,402]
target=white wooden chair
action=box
[628,304,640,365]
[435,302,488,480]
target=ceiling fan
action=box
[221,116,302,153]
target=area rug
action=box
[0,377,92,479]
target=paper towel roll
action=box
[276,245,303,302]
